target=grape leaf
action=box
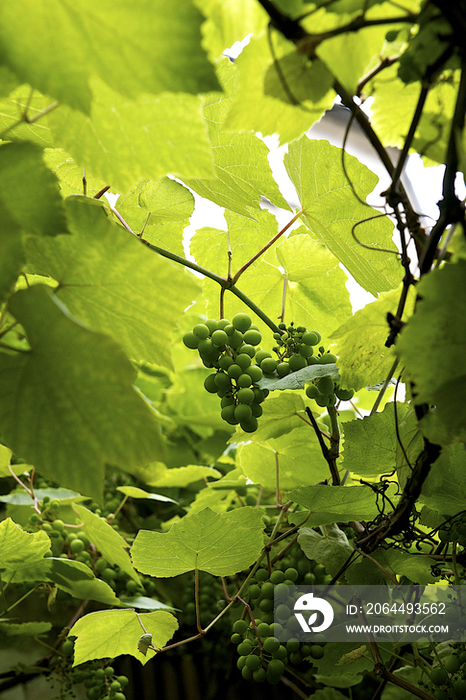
[44,558,120,605]
[116,178,195,257]
[298,524,354,578]
[330,285,415,391]
[420,445,466,516]
[257,363,339,391]
[237,426,329,490]
[43,148,108,198]
[0,285,164,501]
[284,136,401,295]
[0,0,219,113]
[287,485,379,525]
[0,85,53,146]
[138,464,222,488]
[225,34,334,143]
[234,392,306,443]
[26,196,200,368]
[0,488,86,506]
[131,507,264,577]
[47,78,214,192]
[396,260,466,443]
[72,504,140,583]
[0,518,50,582]
[70,609,178,666]
[116,486,177,505]
[0,621,52,637]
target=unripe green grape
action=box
[315,393,330,407]
[224,324,235,336]
[227,363,242,379]
[305,384,319,399]
[110,680,122,691]
[222,405,238,425]
[246,654,261,670]
[243,329,261,346]
[205,319,218,333]
[183,331,200,349]
[231,633,242,644]
[261,358,277,374]
[126,579,139,593]
[261,582,275,599]
[221,395,235,408]
[259,598,274,612]
[241,417,258,433]
[233,313,252,332]
[289,652,302,665]
[319,352,337,364]
[268,659,285,676]
[270,570,285,584]
[233,619,248,635]
[62,639,74,656]
[385,29,399,42]
[237,373,253,388]
[444,654,461,673]
[245,494,256,505]
[229,330,244,349]
[284,567,298,581]
[236,353,252,370]
[299,344,314,358]
[276,362,291,377]
[114,694,126,700]
[214,372,231,390]
[104,666,115,677]
[253,387,267,402]
[217,318,230,329]
[430,668,448,686]
[101,568,117,582]
[257,622,270,637]
[52,519,65,532]
[237,388,255,404]
[263,637,280,654]
[289,354,307,372]
[317,376,334,395]
[237,640,253,656]
[251,404,263,418]
[237,656,247,670]
[219,355,234,371]
[198,339,214,357]
[335,386,354,401]
[307,356,319,365]
[248,584,261,599]
[95,557,108,572]
[255,350,271,364]
[235,404,253,422]
[239,344,256,358]
[302,331,320,346]
[246,365,263,382]
[204,374,218,393]
[241,666,253,680]
[70,538,85,554]
[253,668,266,682]
[193,323,210,339]
[255,568,268,581]
[211,329,229,346]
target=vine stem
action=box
[110,206,282,334]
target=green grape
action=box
[430,667,448,686]
[95,557,108,572]
[255,350,271,364]
[453,679,466,696]
[237,656,247,670]
[263,637,280,654]
[62,639,74,656]
[246,365,263,382]
[95,669,106,680]
[288,354,306,371]
[246,654,261,670]
[104,666,115,677]
[235,404,253,422]
[101,568,117,582]
[243,329,261,345]
[193,323,210,339]
[276,362,291,377]
[270,622,283,636]
[232,313,252,332]
[221,395,235,408]
[253,387,267,402]
[110,680,122,691]
[245,494,257,505]
[272,645,287,660]
[309,644,324,659]
[233,619,248,635]
[183,331,199,349]
[237,373,253,388]
[239,344,256,358]
[70,538,85,554]
[317,376,334,395]
[259,598,274,612]
[214,372,231,390]
[270,570,285,584]
[257,622,270,637]
[198,338,215,356]
[241,417,258,433]
[52,519,65,532]
[229,330,244,348]
[319,352,337,364]
[335,386,354,401]
[261,357,277,374]
[299,344,314,358]
[211,329,229,346]
[231,633,242,644]
[260,582,275,599]
[241,666,253,680]
[305,384,319,399]
[444,654,461,673]
[237,388,255,404]
[268,659,285,676]
[126,579,139,593]
[248,584,261,599]
[284,567,298,581]
[315,394,330,407]
[235,353,252,370]
[256,569,269,581]
[205,319,218,333]
[204,374,218,393]
[253,668,266,682]
[251,403,263,418]
[302,331,320,346]
[114,694,126,700]
[238,640,254,656]
[219,355,234,371]
[227,363,242,379]
[276,604,291,620]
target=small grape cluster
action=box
[305,375,354,409]
[230,556,330,685]
[183,313,269,433]
[425,644,466,699]
[70,659,129,700]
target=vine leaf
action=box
[0,517,50,582]
[44,558,120,606]
[298,524,354,578]
[27,196,201,368]
[69,610,178,666]
[420,445,466,516]
[0,285,164,501]
[396,259,466,444]
[131,507,265,577]
[0,0,219,113]
[256,362,339,391]
[284,136,400,295]
[287,485,379,526]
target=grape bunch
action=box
[305,375,354,409]
[426,643,466,699]
[183,313,269,433]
